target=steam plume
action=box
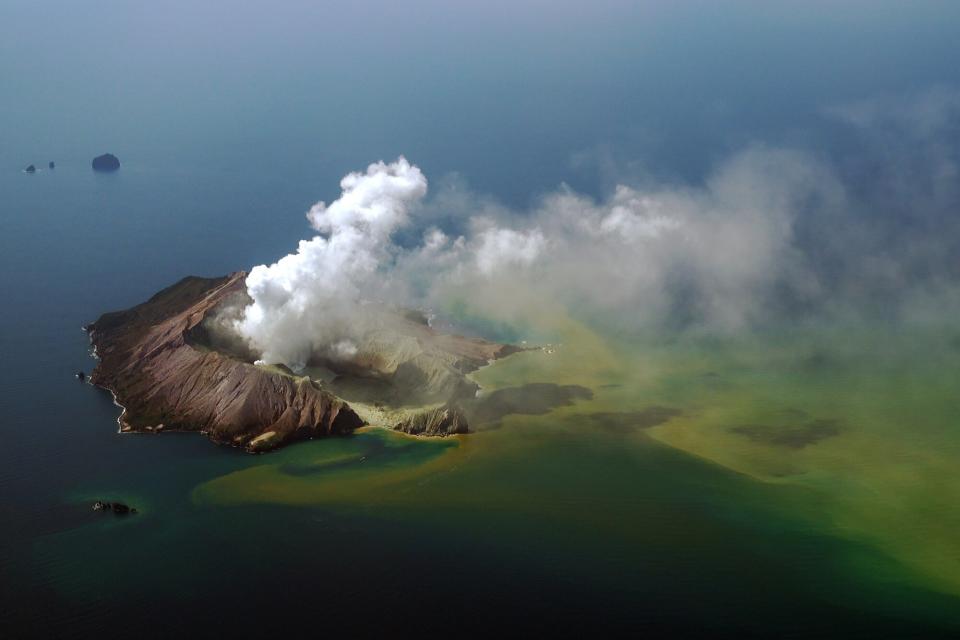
[235,157,426,368]
[233,88,960,368]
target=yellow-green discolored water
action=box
[15,314,960,636]
[194,314,960,613]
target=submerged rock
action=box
[730,419,841,449]
[91,153,120,172]
[584,406,682,433]
[48,161,55,169]
[465,383,594,428]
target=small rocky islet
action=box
[21,155,119,173]
[91,153,121,172]
[92,500,137,515]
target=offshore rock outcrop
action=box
[87,273,363,452]
[91,153,121,172]
[394,405,469,436]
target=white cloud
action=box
[231,88,960,367]
[473,226,546,276]
[235,157,427,368]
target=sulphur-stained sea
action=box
[12,311,960,636]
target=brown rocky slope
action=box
[87,272,518,451]
[88,272,363,452]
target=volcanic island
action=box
[86,272,521,452]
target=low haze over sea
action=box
[3,2,960,637]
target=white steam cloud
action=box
[235,157,427,368]
[381,147,835,337]
[234,89,960,368]
[235,151,818,368]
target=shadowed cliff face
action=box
[393,405,469,436]
[88,273,363,452]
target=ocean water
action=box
[4,2,960,637]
